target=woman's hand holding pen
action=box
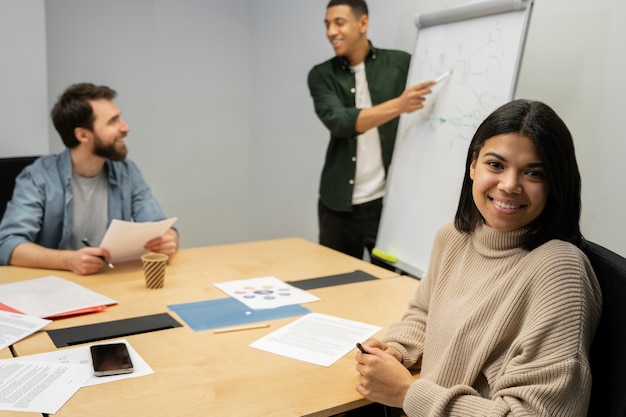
[357,338,403,362]
[355,338,413,408]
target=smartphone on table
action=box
[90,342,134,377]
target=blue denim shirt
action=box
[0,149,171,264]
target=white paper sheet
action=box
[12,339,154,387]
[1,339,152,414]
[0,276,117,318]
[0,360,91,414]
[0,310,51,350]
[99,217,177,263]
[214,276,320,310]
[249,313,382,367]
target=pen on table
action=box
[213,323,270,334]
[81,239,114,269]
[356,342,369,354]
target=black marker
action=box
[356,342,369,354]
[82,239,114,269]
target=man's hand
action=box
[354,80,435,133]
[67,246,113,275]
[10,242,111,275]
[396,80,436,114]
[144,228,179,260]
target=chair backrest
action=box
[582,240,626,417]
[0,156,39,220]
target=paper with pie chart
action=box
[214,276,320,310]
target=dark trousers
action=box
[318,198,393,270]
[335,403,405,417]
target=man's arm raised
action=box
[355,80,435,133]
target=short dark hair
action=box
[327,0,368,17]
[50,83,117,148]
[454,99,583,249]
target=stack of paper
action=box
[0,276,117,319]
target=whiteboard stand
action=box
[374,0,534,278]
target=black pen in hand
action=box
[81,239,114,269]
[356,342,369,354]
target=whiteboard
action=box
[375,0,534,277]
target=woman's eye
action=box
[526,170,545,179]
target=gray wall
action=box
[515,0,626,255]
[0,0,48,157]
[45,0,253,248]
[1,0,625,256]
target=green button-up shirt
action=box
[308,43,410,212]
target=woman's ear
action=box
[469,159,477,180]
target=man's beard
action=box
[93,134,128,161]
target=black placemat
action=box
[47,312,182,347]
[288,270,378,290]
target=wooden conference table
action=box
[4,237,419,417]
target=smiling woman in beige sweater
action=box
[355,99,602,417]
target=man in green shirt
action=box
[308,0,434,265]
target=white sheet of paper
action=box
[11,339,154,387]
[249,313,382,367]
[1,339,152,414]
[0,276,117,318]
[0,310,51,349]
[214,276,320,310]
[0,360,91,414]
[99,217,177,263]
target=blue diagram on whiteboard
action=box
[398,11,526,146]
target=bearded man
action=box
[0,83,178,274]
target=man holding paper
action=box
[0,83,178,275]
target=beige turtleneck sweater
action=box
[383,223,602,417]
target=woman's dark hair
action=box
[50,83,117,148]
[454,99,582,249]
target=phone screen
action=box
[90,343,134,376]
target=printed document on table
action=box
[0,276,116,318]
[0,339,151,414]
[0,360,90,414]
[11,339,153,387]
[214,276,320,310]
[99,217,177,262]
[250,313,381,367]
[0,310,51,349]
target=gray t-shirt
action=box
[70,170,108,249]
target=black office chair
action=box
[0,156,39,220]
[582,240,626,417]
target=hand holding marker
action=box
[434,69,453,84]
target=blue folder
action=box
[167,297,311,331]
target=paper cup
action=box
[141,253,168,289]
